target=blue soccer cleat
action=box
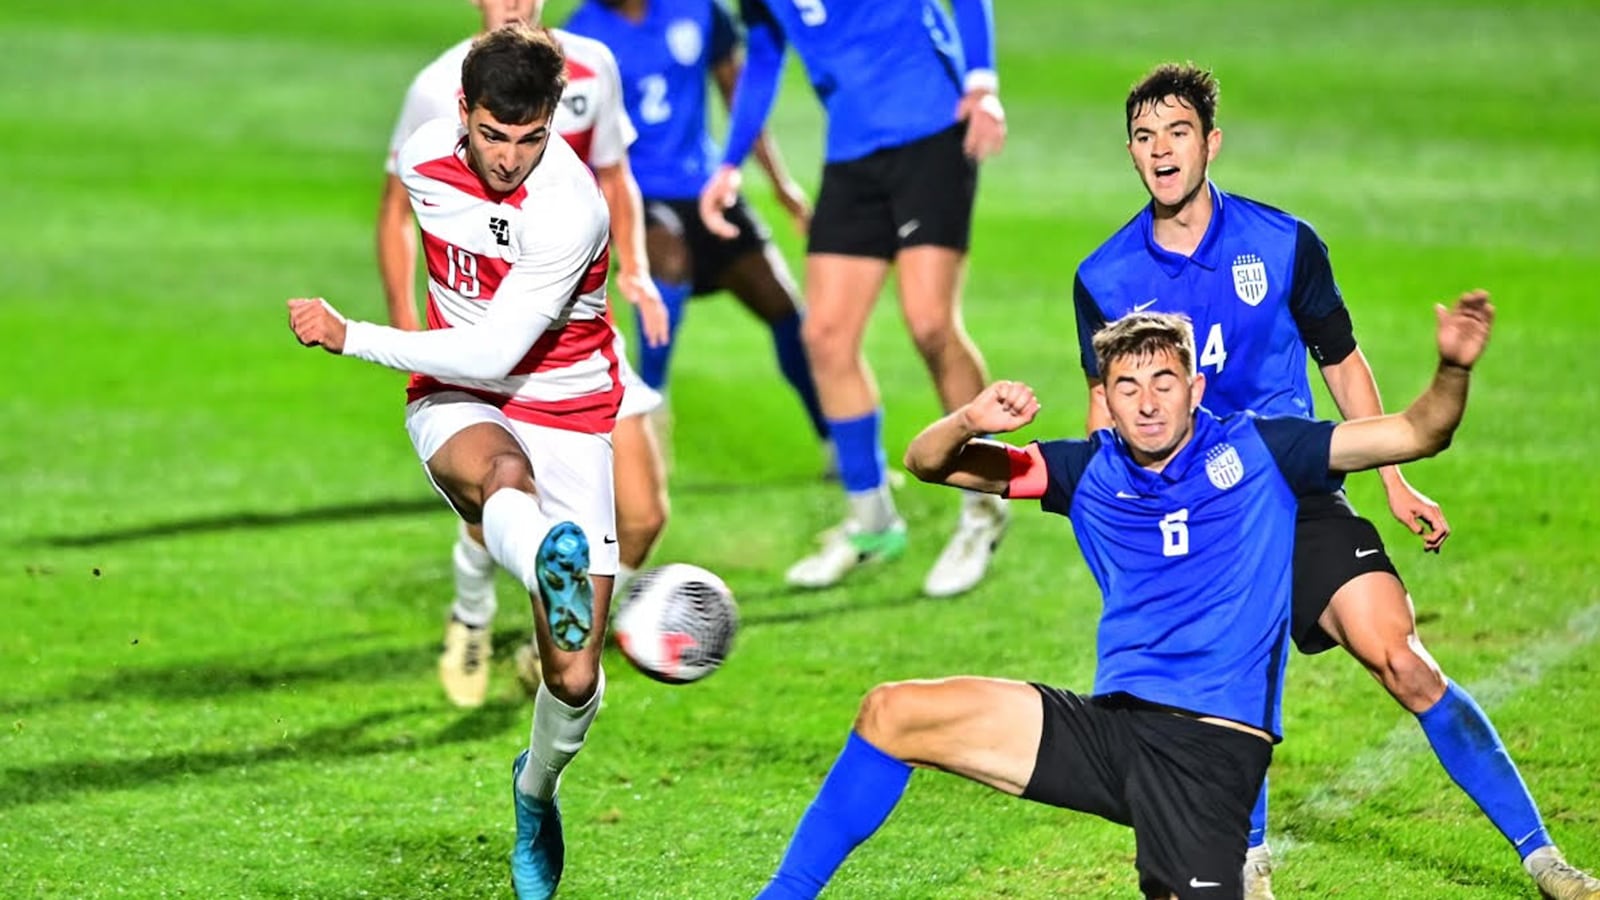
[535,521,593,652]
[510,750,565,899]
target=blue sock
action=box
[768,312,828,440]
[1417,680,1550,859]
[758,732,913,899]
[635,279,691,390]
[1248,775,1268,849]
[828,410,887,494]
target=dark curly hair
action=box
[461,23,567,126]
[1125,63,1219,137]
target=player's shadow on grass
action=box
[736,585,943,629]
[25,496,441,548]
[0,629,529,717]
[0,699,525,812]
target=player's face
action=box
[1128,96,1222,211]
[472,0,544,30]
[1102,348,1206,468]
[460,101,555,194]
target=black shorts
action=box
[808,123,977,260]
[1292,492,1403,655]
[644,196,769,297]
[1022,687,1272,899]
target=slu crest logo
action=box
[1231,253,1268,306]
[1205,443,1245,490]
[667,19,703,66]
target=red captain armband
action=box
[1006,443,1048,500]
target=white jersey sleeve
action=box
[556,30,636,169]
[385,39,473,175]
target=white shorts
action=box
[405,391,619,575]
[614,330,664,419]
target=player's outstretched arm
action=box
[1328,291,1493,473]
[701,0,786,239]
[711,54,809,234]
[905,380,1040,494]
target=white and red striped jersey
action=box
[385,29,636,174]
[347,117,620,434]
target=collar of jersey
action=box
[1140,181,1226,277]
[1114,408,1222,491]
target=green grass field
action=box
[3,0,1598,896]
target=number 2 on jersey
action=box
[1200,322,1227,373]
[637,75,671,125]
[793,0,827,26]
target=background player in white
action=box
[293,25,617,898]
[378,0,671,707]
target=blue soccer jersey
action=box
[565,0,739,201]
[724,0,996,165]
[1074,184,1356,418]
[1033,410,1342,738]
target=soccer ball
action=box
[613,563,738,684]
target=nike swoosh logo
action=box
[1189,878,1221,889]
[1355,548,1379,558]
[897,219,921,239]
[420,198,440,207]
[603,535,618,544]
[1115,490,1140,499]
[1133,298,1158,312]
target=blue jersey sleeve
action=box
[951,0,996,79]
[1254,415,1345,496]
[1289,221,1357,366]
[722,0,785,167]
[1035,435,1100,516]
[710,0,740,68]
[1074,272,1108,378]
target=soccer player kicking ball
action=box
[756,294,1494,900]
[1074,63,1598,899]
[377,0,670,710]
[290,25,615,900]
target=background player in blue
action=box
[563,0,830,465]
[1073,64,1599,899]
[698,0,1011,597]
[753,297,1495,900]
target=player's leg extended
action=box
[717,240,829,452]
[1321,571,1599,896]
[896,245,1008,598]
[758,677,1043,899]
[636,208,693,393]
[784,251,906,588]
[503,424,618,900]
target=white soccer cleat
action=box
[438,617,492,708]
[1527,846,1600,900]
[922,495,1010,598]
[1242,843,1275,900]
[785,519,908,589]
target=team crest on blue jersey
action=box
[667,19,703,66]
[1231,253,1268,306]
[1205,444,1245,490]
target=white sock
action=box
[614,563,637,600]
[481,488,555,597]
[517,666,606,801]
[451,520,497,628]
[847,485,899,532]
[960,489,1007,523]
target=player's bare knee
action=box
[854,682,913,748]
[541,658,600,706]
[801,314,856,372]
[906,314,958,363]
[480,451,535,499]
[1381,641,1447,711]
